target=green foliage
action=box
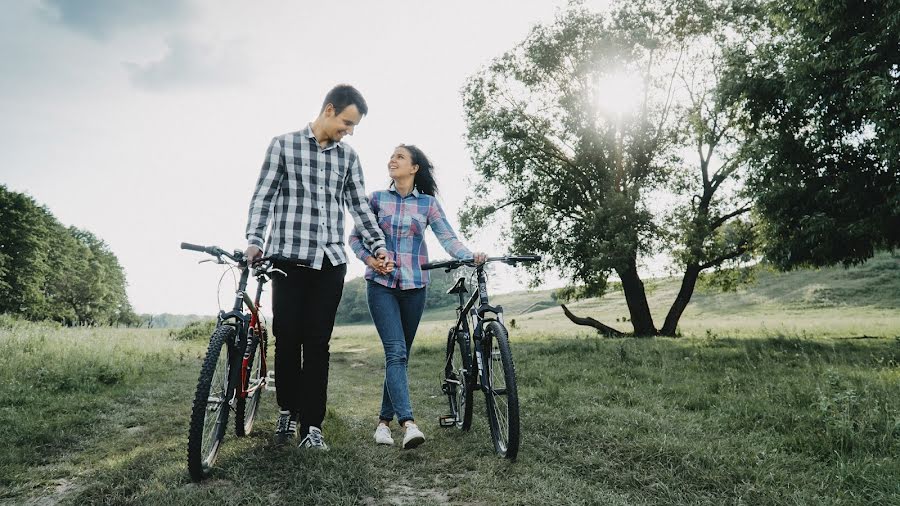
[721,0,900,269]
[140,313,214,329]
[461,1,756,335]
[169,319,216,340]
[697,263,762,292]
[0,185,138,326]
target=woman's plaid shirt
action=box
[349,187,472,289]
[245,125,386,269]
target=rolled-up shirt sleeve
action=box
[245,137,285,249]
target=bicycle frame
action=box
[452,267,504,393]
[216,261,270,405]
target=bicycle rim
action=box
[484,321,520,459]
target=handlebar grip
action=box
[422,260,456,271]
[180,242,207,252]
[510,254,542,262]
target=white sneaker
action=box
[374,423,394,445]
[401,422,425,450]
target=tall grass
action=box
[0,317,191,493]
[1,309,898,503]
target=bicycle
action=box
[180,242,282,482]
[422,254,541,460]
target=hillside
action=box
[151,252,899,335]
[408,250,900,337]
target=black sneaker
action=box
[298,426,328,450]
[274,410,298,445]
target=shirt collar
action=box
[303,123,342,152]
[388,182,420,198]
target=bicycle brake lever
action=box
[270,267,287,277]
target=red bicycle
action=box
[181,242,280,482]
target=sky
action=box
[1,0,612,315]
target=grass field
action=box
[1,254,898,505]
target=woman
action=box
[349,144,485,449]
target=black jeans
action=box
[271,256,346,435]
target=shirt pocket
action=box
[377,210,394,233]
[409,213,427,236]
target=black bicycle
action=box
[423,254,541,460]
[181,242,281,482]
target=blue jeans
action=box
[366,280,426,425]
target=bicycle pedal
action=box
[438,415,456,427]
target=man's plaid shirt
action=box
[245,125,386,269]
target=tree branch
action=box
[709,204,752,231]
[560,304,625,337]
[699,239,754,270]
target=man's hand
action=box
[365,256,391,275]
[473,252,487,265]
[372,249,395,274]
[245,245,263,265]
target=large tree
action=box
[721,0,900,268]
[0,185,138,325]
[461,0,754,336]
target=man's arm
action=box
[245,137,285,260]
[343,155,387,256]
[348,225,371,262]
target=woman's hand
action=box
[473,252,487,265]
[366,255,395,275]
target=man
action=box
[244,84,391,449]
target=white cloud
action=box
[38,0,190,40]
[124,35,251,91]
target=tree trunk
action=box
[560,304,625,337]
[616,261,657,336]
[660,263,701,337]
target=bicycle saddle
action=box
[446,277,468,295]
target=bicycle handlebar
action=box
[180,242,245,264]
[421,254,542,271]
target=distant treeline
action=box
[0,185,139,326]
[138,313,213,329]
[335,268,473,324]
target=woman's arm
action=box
[427,198,474,260]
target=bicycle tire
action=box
[187,324,235,482]
[443,327,473,431]
[483,321,520,459]
[235,325,266,436]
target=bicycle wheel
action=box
[187,324,235,482]
[235,326,266,436]
[443,328,473,431]
[483,321,520,459]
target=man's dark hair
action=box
[321,84,368,116]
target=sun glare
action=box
[594,71,645,119]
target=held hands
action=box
[367,250,395,275]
